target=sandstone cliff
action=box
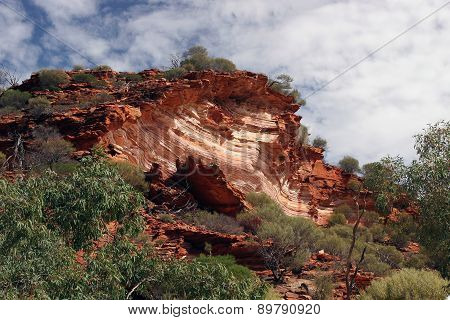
[0,69,357,223]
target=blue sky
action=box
[1,0,449,165]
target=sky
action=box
[0,0,449,165]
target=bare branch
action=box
[0,66,20,88]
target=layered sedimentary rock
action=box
[0,69,356,221]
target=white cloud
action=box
[2,0,449,165]
[31,0,100,21]
[0,1,40,74]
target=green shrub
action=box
[79,93,115,108]
[317,232,348,257]
[122,73,143,82]
[92,65,112,72]
[163,67,188,81]
[313,274,334,300]
[388,213,418,249]
[329,225,353,238]
[374,244,404,268]
[72,73,108,89]
[264,287,283,300]
[329,225,372,243]
[0,106,21,116]
[28,96,51,117]
[270,74,306,105]
[180,46,212,70]
[404,253,429,270]
[362,211,379,227]
[138,255,267,299]
[389,230,409,249]
[360,269,449,300]
[31,127,75,169]
[328,213,347,226]
[257,216,319,282]
[0,89,31,109]
[110,161,147,193]
[312,136,327,150]
[181,211,244,234]
[338,156,360,174]
[210,58,236,72]
[0,225,86,299]
[237,192,284,232]
[334,204,356,221]
[361,254,392,276]
[72,73,98,84]
[38,69,70,89]
[72,65,85,71]
[47,161,81,176]
[39,157,144,249]
[158,213,174,223]
[370,224,387,242]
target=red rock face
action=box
[0,70,356,220]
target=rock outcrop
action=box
[0,69,357,221]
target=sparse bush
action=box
[0,106,21,116]
[312,136,327,150]
[38,69,70,89]
[72,73,108,89]
[72,65,85,71]
[257,217,319,281]
[360,269,449,300]
[72,73,97,84]
[388,213,418,249]
[28,96,51,117]
[48,161,80,176]
[92,65,112,72]
[210,58,236,72]
[347,179,362,193]
[158,213,174,223]
[362,211,379,227]
[0,89,31,109]
[110,161,147,193]
[180,46,212,70]
[182,211,244,234]
[361,254,391,276]
[121,73,143,82]
[237,192,284,232]
[163,67,188,81]
[31,127,74,169]
[328,213,347,226]
[338,156,360,174]
[374,244,404,268]
[170,46,237,74]
[329,225,372,243]
[370,224,387,243]
[138,255,267,299]
[269,74,306,105]
[317,232,348,257]
[79,93,115,108]
[313,274,334,300]
[389,230,409,249]
[333,204,355,221]
[236,210,263,233]
[404,253,429,270]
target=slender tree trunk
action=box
[345,193,367,299]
